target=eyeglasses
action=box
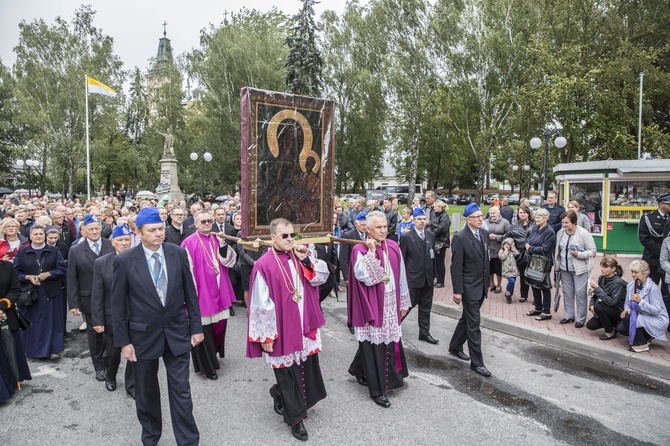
[198,219,213,224]
[279,233,296,239]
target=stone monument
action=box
[156,130,184,203]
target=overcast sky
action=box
[0,0,354,73]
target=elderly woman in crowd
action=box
[1,218,29,260]
[0,259,32,402]
[525,208,556,320]
[13,225,68,360]
[567,200,591,231]
[554,210,597,328]
[616,260,669,352]
[430,200,451,288]
[586,257,628,340]
[505,205,535,302]
[485,206,510,295]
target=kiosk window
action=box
[567,182,602,234]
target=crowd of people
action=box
[1,188,670,443]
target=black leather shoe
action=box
[419,334,439,344]
[126,389,135,400]
[348,324,355,335]
[205,371,218,380]
[448,349,470,361]
[527,310,542,316]
[355,375,368,387]
[229,306,235,316]
[471,365,492,377]
[95,370,106,382]
[291,421,308,441]
[575,322,584,328]
[435,283,445,288]
[105,380,117,391]
[559,318,575,324]
[269,386,283,416]
[371,394,391,408]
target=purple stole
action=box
[181,232,235,317]
[347,240,403,328]
[246,249,325,359]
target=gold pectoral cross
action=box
[292,293,302,304]
[383,276,390,284]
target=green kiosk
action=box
[553,159,670,254]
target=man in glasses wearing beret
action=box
[247,218,329,441]
[180,210,237,381]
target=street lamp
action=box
[190,148,212,199]
[529,130,567,200]
[16,159,39,197]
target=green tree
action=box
[12,5,124,198]
[0,60,25,186]
[285,0,323,96]
[321,2,387,192]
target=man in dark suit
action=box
[164,207,195,246]
[638,193,670,301]
[211,207,228,234]
[90,225,135,396]
[68,214,114,381]
[399,208,438,344]
[448,203,492,377]
[111,207,203,446]
[339,212,368,287]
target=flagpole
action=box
[85,74,91,201]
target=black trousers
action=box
[409,285,434,336]
[616,314,652,346]
[84,311,105,372]
[649,265,670,300]
[272,354,327,426]
[102,331,134,392]
[586,303,621,334]
[348,340,408,397]
[435,247,447,284]
[448,294,485,367]
[191,322,225,375]
[134,343,199,446]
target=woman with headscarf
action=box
[616,260,669,352]
[0,259,32,402]
[13,224,68,359]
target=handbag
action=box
[16,283,38,307]
[525,254,551,282]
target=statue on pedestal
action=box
[158,129,175,158]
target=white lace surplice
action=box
[353,250,411,345]
[248,257,326,368]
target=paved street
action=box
[2,297,669,445]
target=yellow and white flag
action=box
[86,76,116,97]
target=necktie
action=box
[360,232,365,240]
[92,242,99,255]
[152,252,168,306]
[419,231,425,241]
[474,232,480,241]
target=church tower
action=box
[147,22,174,118]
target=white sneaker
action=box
[631,344,649,353]
[79,322,87,332]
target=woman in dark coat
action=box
[13,224,68,359]
[0,260,32,402]
[525,208,556,320]
[430,200,451,288]
[505,205,535,302]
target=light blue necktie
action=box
[152,252,168,306]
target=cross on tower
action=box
[162,21,168,36]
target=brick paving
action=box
[433,251,670,363]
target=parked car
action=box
[340,193,361,201]
[456,193,473,205]
[485,193,499,204]
[445,194,458,205]
[507,193,520,205]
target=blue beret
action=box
[112,224,132,238]
[658,193,670,204]
[356,211,367,221]
[83,214,100,226]
[135,207,162,227]
[463,203,481,217]
[412,208,426,218]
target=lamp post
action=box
[524,164,530,198]
[190,148,212,199]
[16,159,39,197]
[529,130,567,200]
